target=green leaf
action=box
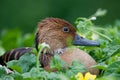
[103,45,120,57]
[10,72,23,80]
[66,61,87,77]
[75,18,93,34]
[97,76,118,80]
[7,53,36,73]
[0,46,5,56]
[0,67,14,80]
[104,61,120,76]
[91,62,108,70]
[23,67,69,80]
[0,67,6,78]
[0,76,14,80]
[50,54,66,71]
[7,60,22,73]
[88,29,112,42]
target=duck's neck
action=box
[51,48,66,55]
[39,47,66,67]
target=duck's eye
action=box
[62,27,69,32]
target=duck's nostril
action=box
[76,35,83,41]
[80,36,84,39]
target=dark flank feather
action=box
[0,47,52,68]
[39,53,52,67]
[0,56,6,65]
[0,47,33,65]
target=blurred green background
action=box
[0,0,120,32]
[0,1,120,79]
[0,0,120,51]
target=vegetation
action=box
[0,10,120,80]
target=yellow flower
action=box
[85,72,96,80]
[76,72,84,80]
[75,72,96,80]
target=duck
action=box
[0,18,100,75]
[35,18,100,75]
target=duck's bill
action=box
[73,34,100,46]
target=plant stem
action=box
[36,46,43,71]
[88,28,112,42]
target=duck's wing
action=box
[0,47,33,65]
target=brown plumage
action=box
[0,18,100,74]
[35,18,75,52]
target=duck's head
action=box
[35,18,99,54]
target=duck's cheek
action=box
[65,36,74,46]
[46,39,66,50]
